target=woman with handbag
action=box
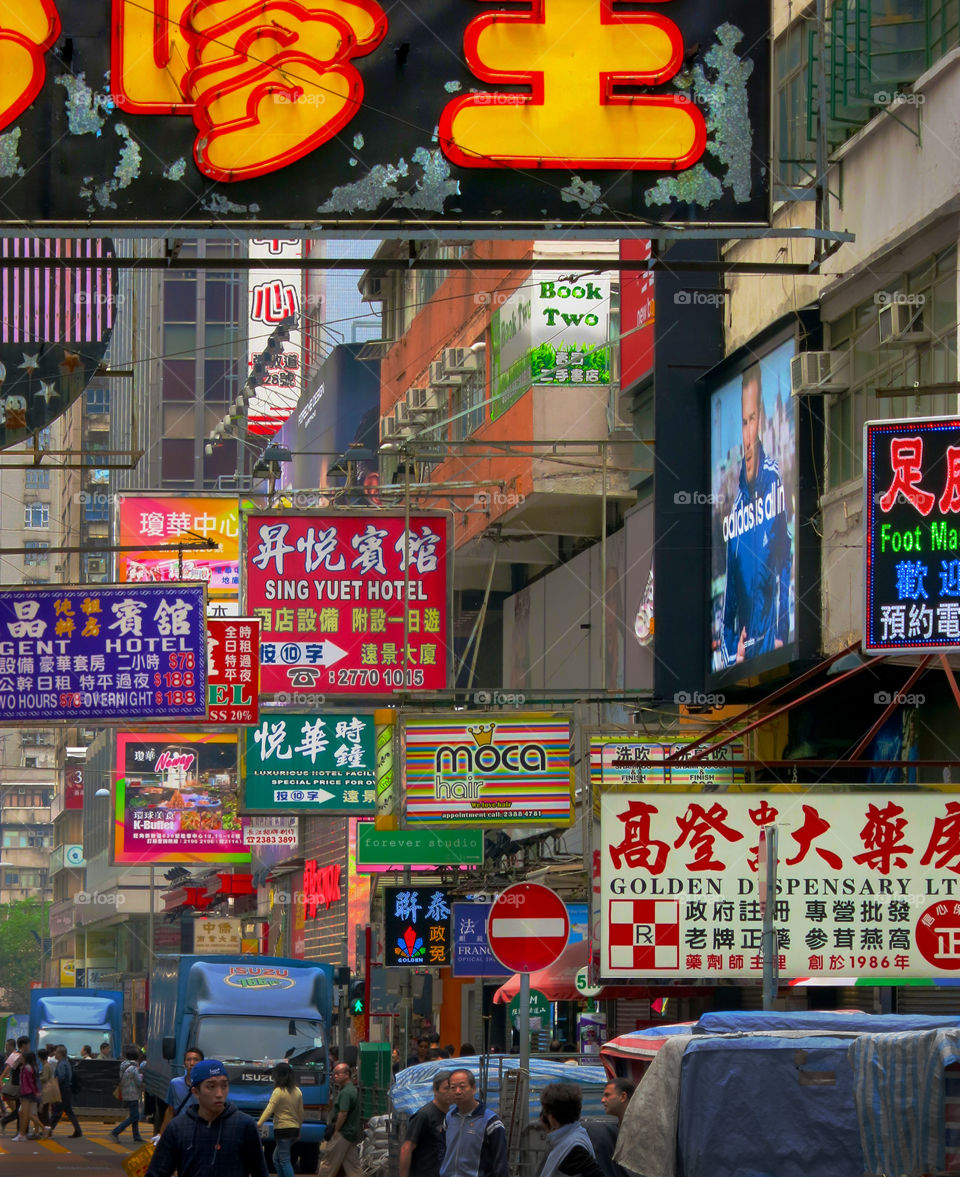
[38,1048,61,1135]
[111,1047,145,1144]
[256,1062,303,1177]
[12,1051,45,1141]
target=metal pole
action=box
[147,865,155,964]
[762,827,779,1010]
[518,971,530,1076]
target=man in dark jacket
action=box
[146,1059,267,1177]
[48,1045,82,1138]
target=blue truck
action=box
[144,955,333,1170]
[28,988,122,1057]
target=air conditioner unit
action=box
[359,274,384,302]
[394,400,411,429]
[381,415,399,438]
[430,358,462,387]
[877,301,929,345]
[442,347,470,373]
[86,556,107,574]
[407,387,442,421]
[789,351,849,396]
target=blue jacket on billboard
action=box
[721,441,790,666]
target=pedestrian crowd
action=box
[2,1034,636,1177]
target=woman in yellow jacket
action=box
[257,1062,303,1177]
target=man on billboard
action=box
[721,364,790,665]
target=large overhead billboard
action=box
[1,2,770,230]
[599,791,960,981]
[709,338,797,683]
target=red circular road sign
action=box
[487,883,569,974]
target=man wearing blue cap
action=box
[146,1059,268,1177]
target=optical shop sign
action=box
[599,792,960,981]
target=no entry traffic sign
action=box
[487,883,569,974]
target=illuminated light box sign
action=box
[384,885,451,967]
[0,583,207,723]
[599,791,960,981]
[204,618,259,726]
[0,2,769,229]
[114,731,250,865]
[242,713,377,813]
[865,416,960,653]
[355,824,484,870]
[589,735,745,804]
[0,238,117,450]
[404,715,574,827]
[246,239,303,437]
[116,494,246,597]
[244,511,450,696]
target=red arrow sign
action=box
[487,883,569,974]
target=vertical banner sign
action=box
[247,239,304,436]
[206,618,259,724]
[245,511,450,695]
[404,716,574,826]
[114,731,250,865]
[0,584,207,722]
[865,417,960,652]
[384,886,451,967]
[599,791,960,981]
[242,713,377,812]
[116,495,243,596]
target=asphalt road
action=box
[0,1120,147,1173]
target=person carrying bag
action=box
[256,1062,303,1177]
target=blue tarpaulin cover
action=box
[694,1010,960,1036]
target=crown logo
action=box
[468,723,496,747]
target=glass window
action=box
[204,360,234,403]
[24,503,49,528]
[194,1016,325,1067]
[85,387,111,414]
[84,500,109,522]
[24,541,48,565]
[163,359,195,402]
[25,468,49,489]
[162,438,197,484]
[205,279,241,322]
[775,16,817,189]
[165,323,196,357]
[164,278,197,322]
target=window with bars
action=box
[24,503,49,528]
[826,247,957,487]
[451,366,487,441]
[24,468,49,489]
[775,14,818,189]
[24,541,48,565]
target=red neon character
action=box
[0,1,60,132]
[878,437,936,516]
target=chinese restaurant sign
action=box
[384,886,451,967]
[0,2,770,229]
[599,791,960,981]
[114,731,250,865]
[116,495,245,597]
[865,417,960,652]
[0,584,207,723]
[243,713,376,813]
[205,618,259,725]
[404,716,573,827]
[245,511,450,695]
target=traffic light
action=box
[349,979,365,1015]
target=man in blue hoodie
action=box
[439,1069,508,1177]
[721,364,791,668]
[146,1058,268,1177]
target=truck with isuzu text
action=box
[144,955,333,1171]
